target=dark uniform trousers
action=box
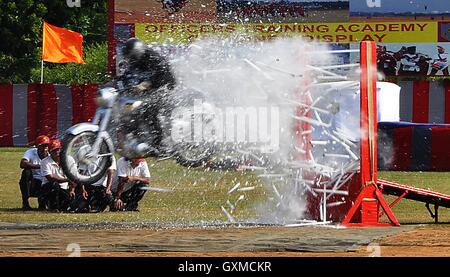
[85,185,114,212]
[19,169,43,207]
[114,182,147,211]
[40,182,89,213]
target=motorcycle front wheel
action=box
[60,132,113,185]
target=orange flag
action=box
[42,22,85,64]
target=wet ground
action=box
[0,221,424,257]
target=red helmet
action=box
[36,135,50,146]
[49,139,62,152]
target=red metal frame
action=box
[378,179,450,202]
[342,41,400,227]
[378,190,408,218]
[378,178,450,223]
[295,45,312,161]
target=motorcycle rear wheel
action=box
[174,143,214,167]
[166,88,216,167]
[60,132,113,185]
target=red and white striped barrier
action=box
[0,84,98,146]
[398,80,450,124]
[1,81,449,147]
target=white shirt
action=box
[117,157,150,191]
[91,156,117,187]
[435,53,448,63]
[40,156,69,190]
[22,148,48,181]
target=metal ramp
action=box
[378,179,450,223]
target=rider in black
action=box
[118,38,177,156]
[119,38,176,91]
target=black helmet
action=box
[122,38,147,61]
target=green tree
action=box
[0,0,107,84]
[0,0,47,83]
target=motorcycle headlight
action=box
[96,88,117,108]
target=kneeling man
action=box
[19,135,50,210]
[85,156,116,212]
[113,157,150,211]
[41,140,88,212]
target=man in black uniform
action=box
[118,38,177,155]
[119,38,176,91]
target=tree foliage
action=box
[0,0,46,83]
[0,0,107,84]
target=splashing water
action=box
[161,36,362,224]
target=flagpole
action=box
[40,60,44,84]
[41,21,45,84]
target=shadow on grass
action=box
[0,208,26,212]
[0,208,51,213]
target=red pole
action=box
[359,40,378,188]
[107,0,116,78]
[343,41,400,226]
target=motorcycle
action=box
[430,60,449,75]
[376,45,407,76]
[377,50,399,76]
[60,83,216,185]
[398,52,432,76]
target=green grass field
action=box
[0,147,449,225]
